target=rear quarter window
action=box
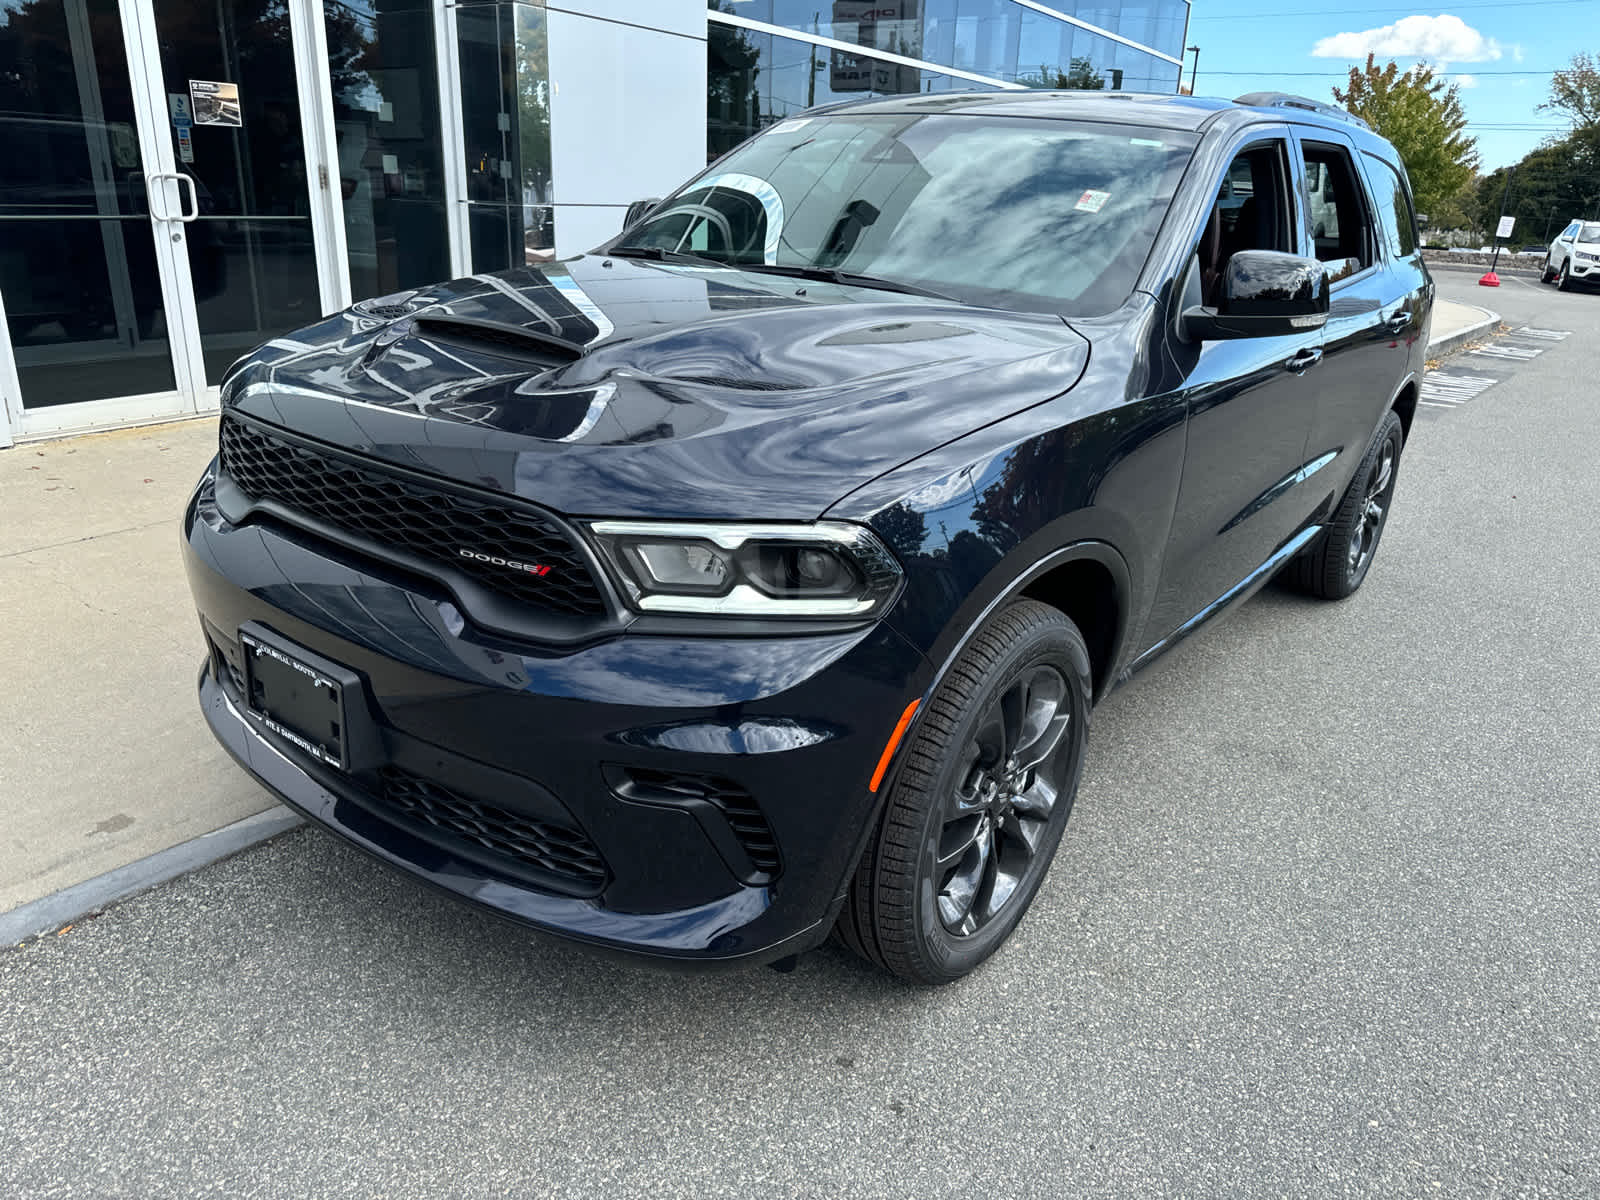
[1363,154,1418,259]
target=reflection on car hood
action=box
[225,255,1091,520]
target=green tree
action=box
[1332,54,1478,216]
[1541,52,1600,132]
[1476,127,1600,242]
[1017,57,1106,90]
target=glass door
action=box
[0,0,339,440]
[143,0,326,387]
[0,0,188,435]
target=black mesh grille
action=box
[372,766,607,892]
[625,768,780,875]
[219,415,606,618]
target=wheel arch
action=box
[1390,374,1418,442]
[921,540,1133,710]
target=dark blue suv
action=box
[184,91,1431,982]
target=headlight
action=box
[1577,251,1598,263]
[587,521,902,618]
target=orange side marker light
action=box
[869,699,922,793]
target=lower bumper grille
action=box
[622,767,780,877]
[371,765,607,893]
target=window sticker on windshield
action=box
[1075,189,1112,214]
[772,118,810,135]
[1130,138,1164,148]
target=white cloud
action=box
[1311,14,1503,64]
[1454,73,1479,88]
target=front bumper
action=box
[184,470,932,966]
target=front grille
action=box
[624,768,781,876]
[218,416,606,618]
[372,765,607,892]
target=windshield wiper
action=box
[607,245,727,268]
[732,263,956,301]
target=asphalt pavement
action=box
[2,274,1598,1198]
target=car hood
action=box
[224,256,1090,521]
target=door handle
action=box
[1385,312,1412,333]
[174,172,199,222]
[143,171,173,221]
[1286,347,1323,373]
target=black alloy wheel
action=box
[1287,408,1404,600]
[836,600,1091,984]
[933,662,1072,937]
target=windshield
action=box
[1580,223,1600,243]
[615,113,1198,317]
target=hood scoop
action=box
[410,315,587,363]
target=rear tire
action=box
[835,600,1091,984]
[1286,409,1403,600]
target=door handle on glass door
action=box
[1286,347,1323,373]
[174,173,199,222]
[143,171,173,221]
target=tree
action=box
[1332,54,1478,216]
[1541,52,1600,132]
[1017,57,1106,90]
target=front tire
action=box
[836,600,1091,984]
[1541,256,1556,284]
[1287,409,1403,600]
[1557,260,1573,291]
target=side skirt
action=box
[1121,523,1323,681]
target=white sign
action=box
[1496,215,1516,239]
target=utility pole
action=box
[1186,46,1200,95]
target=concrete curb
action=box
[1427,302,1500,360]
[0,807,305,948]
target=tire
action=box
[1541,256,1556,284]
[835,599,1091,984]
[1286,409,1403,600]
[1557,259,1573,291]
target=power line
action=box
[1200,69,1559,76]
[1193,0,1590,19]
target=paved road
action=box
[4,276,1598,1199]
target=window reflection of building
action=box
[707,0,1188,159]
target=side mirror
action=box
[1183,250,1329,341]
[623,197,661,230]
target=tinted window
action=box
[623,113,1197,317]
[1580,223,1600,242]
[1301,142,1373,283]
[1364,154,1417,258]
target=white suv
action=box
[1543,219,1600,290]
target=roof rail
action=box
[1233,91,1370,130]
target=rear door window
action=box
[1299,141,1374,284]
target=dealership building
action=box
[0,0,1190,444]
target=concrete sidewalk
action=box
[1428,297,1499,358]
[0,418,275,918]
[0,300,1503,936]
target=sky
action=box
[1183,1,1583,170]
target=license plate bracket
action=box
[240,624,365,772]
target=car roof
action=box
[809,90,1388,149]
